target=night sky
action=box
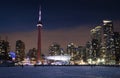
[0,0,120,54]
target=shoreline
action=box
[1,64,120,67]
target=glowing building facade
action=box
[90,26,102,61]
[15,40,25,62]
[49,43,64,56]
[103,20,115,64]
[0,40,10,61]
[27,48,37,61]
[67,43,78,61]
[113,32,120,64]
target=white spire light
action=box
[39,6,41,21]
[37,6,43,27]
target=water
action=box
[0,66,120,78]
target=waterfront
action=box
[0,66,120,78]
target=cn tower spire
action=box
[37,6,43,27]
[39,6,41,22]
[37,5,43,63]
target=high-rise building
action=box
[91,26,102,42]
[77,46,86,61]
[113,32,120,64]
[49,43,62,56]
[37,6,43,62]
[103,20,115,64]
[90,26,102,61]
[27,48,37,61]
[0,40,10,61]
[67,43,78,61]
[15,40,25,62]
[85,41,92,60]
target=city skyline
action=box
[0,0,120,55]
[0,19,120,65]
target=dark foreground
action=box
[0,66,120,78]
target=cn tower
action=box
[37,7,42,62]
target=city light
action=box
[103,20,112,24]
[46,55,71,61]
[0,11,120,66]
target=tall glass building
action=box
[15,40,25,62]
[0,40,10,61]
[90,26,102,61]
[103,20,115,64]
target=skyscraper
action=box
[49,43,62,56]
[15,40,25,62]
[27,48,37,61]
[90,26,102,61]
[0,40,10,61]
[103,20,115,64]
[67,43,77,61]
[113,32,120,64]
[37,6,43,62]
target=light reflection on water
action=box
[0,66,120,78]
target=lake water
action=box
[0,66,120,78]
